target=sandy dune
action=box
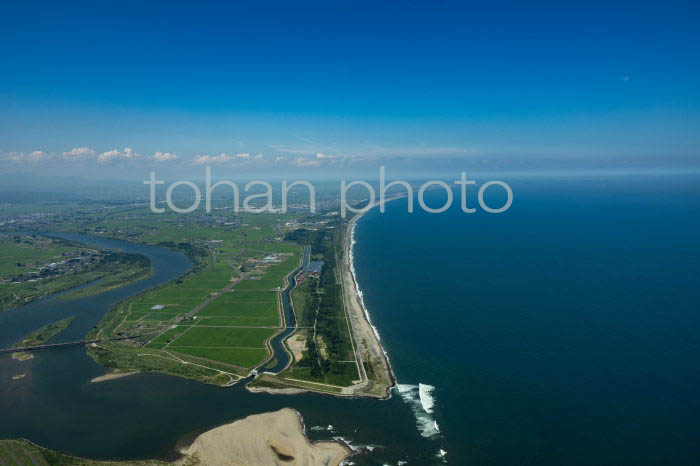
[182,408,350,466]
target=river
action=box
[0,232,436,465]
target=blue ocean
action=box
[352,173,700,465]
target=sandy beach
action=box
[182,408,350,466]
[11,352,33,361]
[90,371,139,383]
[337,196,401,398]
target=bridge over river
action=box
[0,335,148,355]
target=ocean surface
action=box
[1,174,700,466]
[352,173,700,465]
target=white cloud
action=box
[97,147,138,164]
[2,150,51,163]
[292,156,321,167]
[97,149,120,163]
[63,146,95,158]
[193,152,263,164]
[621,75,631,82]
[152,151,178,162]
[315,153,341,160]
[194,153,234,164]
[30,150,48,160]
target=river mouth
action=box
[0,231,435,466]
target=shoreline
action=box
[1,408,350,466]
[180,408,350,466]
[339,194,405,397]
[90,370,139,383]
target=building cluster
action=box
[296,261,324,285]
[3,251,101,284]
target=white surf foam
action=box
[311,424,335,432]
[332,436,382,453]
[419,383,436,414]
[437,449,447,463]
[395,383,441,438]
[348,218,396,386]
[333,436,360,451]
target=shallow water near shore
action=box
[2,175,700,465]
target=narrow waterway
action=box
[262,245,310,373]
[0,232,433,465]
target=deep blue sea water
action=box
[352,174,700,465]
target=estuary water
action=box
[2,174,700,466]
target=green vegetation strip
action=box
[0,439,170,466]
[13,315,76,348]
[282,226,359,387]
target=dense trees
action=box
[287,226,357,385]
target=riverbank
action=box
[12,315,75,348]
[90,370,139,383]
[0,239,151,313]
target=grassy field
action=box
[281,225,361,387]
[60,253,151,300]
[1,200,377,395]
[12,315,75,348]
[0,234,78,276]
[70,210,306,381]
[291,278,313,326]
[0,439,174,466]
[0,234,151,312]
[129,253,300,368]
[2,204,372,388]
[169,326,276,347]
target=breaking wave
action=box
[349,218,396,384]
[332,436,382,453]
[395,383,441,438]
[311,424,335,432]
[419,383,436,414]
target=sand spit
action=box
[11,352,34,361]
[181,408,350,466]
[247,385,308,395]
[90,371,139,383]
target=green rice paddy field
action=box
[29,207,309,373]
[123,244,301,368]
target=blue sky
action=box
[1,1,698,178]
